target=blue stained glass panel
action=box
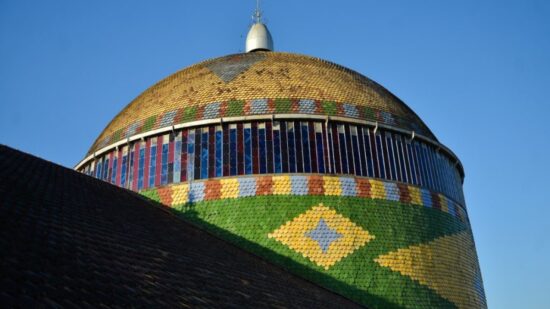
[174,137,181,183]
[121,154,127,187]
[187,131,195,181]
[149,145,157,187]
[315,132,325,173]
[138,146,145,190]
[244,126,252,174]
[201,130,209,179]
[128,147,135,188]
[111,157,118,184]
[103,158,109,181]
[258,126,267,174]
[215,129,223,177]
[161,143,169,185]
[96,160,102,179]
[273,123,282,173]
[301,123,311,173]
[287,123,296,173]
[229,126,237,176]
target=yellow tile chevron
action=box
[374,230,485,309]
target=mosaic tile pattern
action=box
[268,204,375,269]
[89,52,435,154]
[140,175,469,224]
[89,98,432,154]
[142,189,485,309]
[375,231,486,309]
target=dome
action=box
[76,47,485,309]
[87,52,436,155]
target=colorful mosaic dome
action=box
[77,21,486,309]
[87,51,438,155]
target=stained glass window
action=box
[287,122,296,173]
[149,138,157,187]
[187,130,195,181]
[215,125,223,177]
[337,124,348,174]
[301,122,311,173]
[314,122,325,173]
[229,124,237,176]
[201,128,209,179]
[385,133,397,181]
[375,133,385,179]
[273,122,282,173]
[111,153,118,185]
[174,132,182,183]
[244,123,253,174]
[258,123,267,174]
[350,126,362,177]
[137,142,145,190]
[120,147,128,187]
[161,135,169,185]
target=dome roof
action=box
[87,52,435,155]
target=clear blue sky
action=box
[1,1,548,307]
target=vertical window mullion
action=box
[350,126,361,177]
[375,133,385,179]
[315,122,325,173]
[338,124,348,174]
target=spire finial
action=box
[254,0,262,23]
[245,0,273,52]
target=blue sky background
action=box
[1,1,549,307]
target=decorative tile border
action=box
[141,175,468,224]
[91,98,429,153]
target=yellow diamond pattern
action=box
[268,204,375,270]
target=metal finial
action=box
[253,0,262,23]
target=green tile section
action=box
[226,99,244,117]
[144,193,470,309]
[322,101,338,115]
[274,98,293,113]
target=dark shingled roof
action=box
[0,145,363,308]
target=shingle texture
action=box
[0,145,364,308]
[88,52,435,154]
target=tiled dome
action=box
[88,52,435,155]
